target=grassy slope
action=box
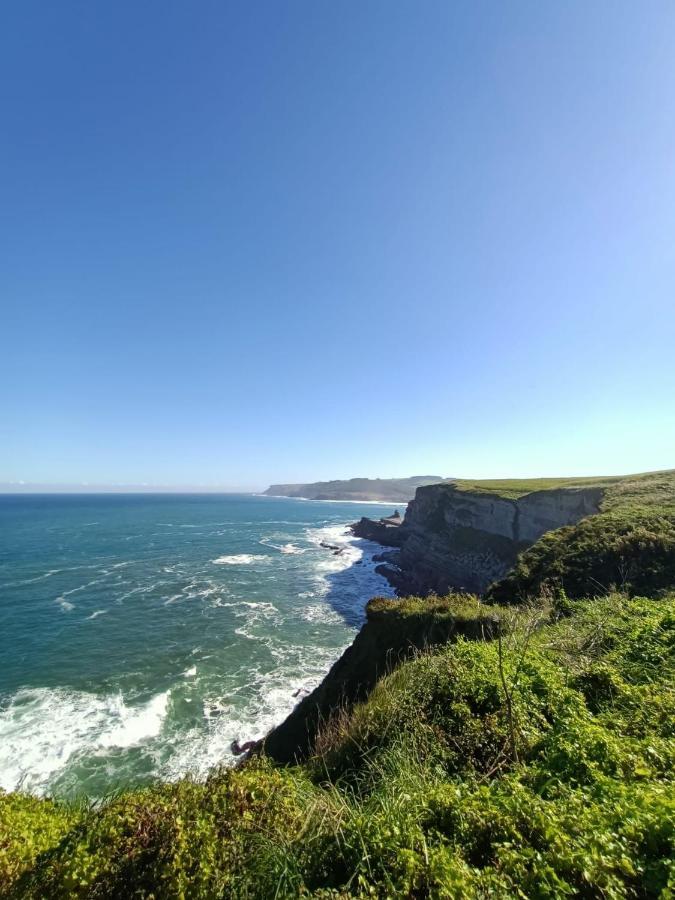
[485,470,675,602]
[2,593,674,898]
[263,594,502,764]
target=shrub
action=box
[488,513,675,602]
[0,793,78,889]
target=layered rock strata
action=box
[352,483,602,595]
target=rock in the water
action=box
[231,739,258,756]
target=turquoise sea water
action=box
[0,493,396,798]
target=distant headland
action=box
[262,475,444,503]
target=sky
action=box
[2,1,674,491]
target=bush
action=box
[488,513,675,602]
[0,793,78,889]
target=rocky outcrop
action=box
[351,513,405,546]
[353,483,603,596]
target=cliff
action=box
[353,479,604,595]
[262,594,501,764]
[262,475,444,503]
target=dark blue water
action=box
[0,493,396,797]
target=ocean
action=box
[0,493,397,798]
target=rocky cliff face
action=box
[353,483,602,596]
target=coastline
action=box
[0,494,397,798]
[257,493,406,506]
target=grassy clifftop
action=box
[448,474,624,500]
[445,469,674,505]
[487,470,675,602]
[363,469,674,599]
[2,593,674,897]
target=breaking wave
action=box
[211,554,269,565]
[0,688,171,795]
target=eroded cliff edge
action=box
[263,595,501,763]
[352,481,603,595]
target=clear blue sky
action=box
[2,1,674,491]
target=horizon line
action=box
[2,466,673,495]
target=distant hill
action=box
[262,476,444,503]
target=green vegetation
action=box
[488,470,675,601]
[263,593,503,764]
[448,469,674,503]
[0,794,78,890]
[3,593,674,898]
[366,591,500,623]
[448,474,623,501]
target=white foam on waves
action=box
[0,687,171,795]
[300,603,343,625]
[306,524,363,576]
[1,514,395,796]
[260,538,306,555]
[160,643,340,783]
[304,522,396,615]
[212,554,269,565]
[54,575,107,613]
[0,569,62,589]
[279,543,305,554]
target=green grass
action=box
[365,591,501,622]
[446,474,624,500]
[487,470,675,602]
[600,470,675,518]
[3,593,674,898]
[443,469,675,503]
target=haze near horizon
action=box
[3,1,674,490]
